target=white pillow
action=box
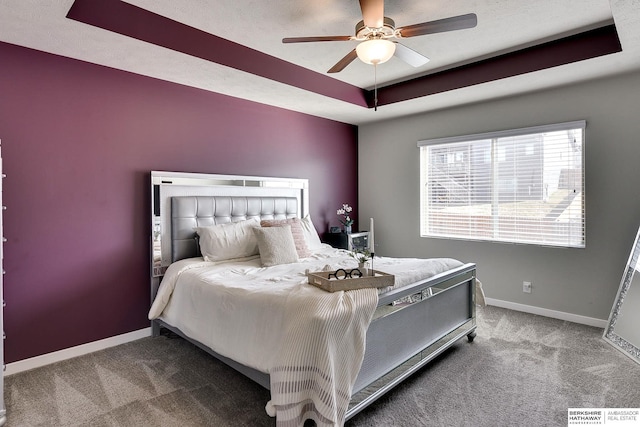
[301,215,323,251]
[254,225,299,267]
[260,218,311,258]
[194,218,260,262]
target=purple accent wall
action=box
[0,42,358,363]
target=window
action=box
[419,121,585,248]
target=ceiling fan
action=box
[282,0,477,73]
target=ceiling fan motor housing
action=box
[355,17,397,40]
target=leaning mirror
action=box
[603,224,640,364]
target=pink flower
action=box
[337,203,354,226]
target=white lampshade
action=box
[356,39,396,65]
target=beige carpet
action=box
[5,306,640,426]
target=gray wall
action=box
[358,70,640,321]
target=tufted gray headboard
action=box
[171,195,298,262]
[151,171,308,280]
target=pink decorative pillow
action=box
[260,218,312,258]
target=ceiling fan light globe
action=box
[356,39,396,65]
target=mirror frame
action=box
[603,225,640,364]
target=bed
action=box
[148,171,480,426]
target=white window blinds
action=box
[418,121,585,248]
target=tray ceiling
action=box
[1,0,640,124]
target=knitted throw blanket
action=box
[265,287,379,427]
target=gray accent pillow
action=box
[254,225,299,267]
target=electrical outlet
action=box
[523,281,532,293]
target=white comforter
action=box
[148,245,464,426]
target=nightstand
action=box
[323,231,370,251]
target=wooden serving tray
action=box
[307,270,395,292]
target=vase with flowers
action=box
[337,203,354,234]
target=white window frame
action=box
[418,121,586,248]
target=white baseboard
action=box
[4,302,606,375]
[5,327,152,376]
[485,298,607,328]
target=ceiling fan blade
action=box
[394,43,430,67]
[282,35,352,43]
[398,13,477,38]
[359,0,384,28]
[328,49,358,73]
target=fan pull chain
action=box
[374,62,378,111]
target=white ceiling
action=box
[1,0,640,125]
